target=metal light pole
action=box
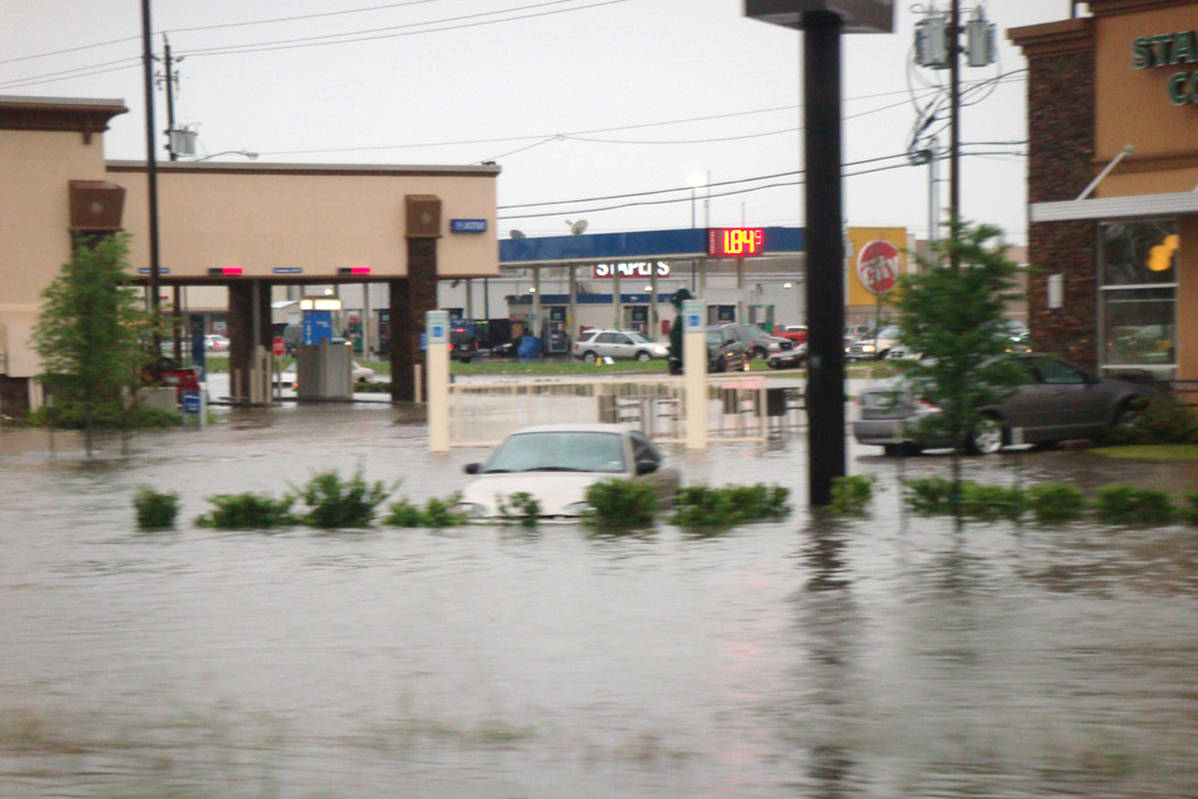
[744,0,894,506]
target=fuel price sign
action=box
[707,227,765,257]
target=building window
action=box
[1099,220,1177,375]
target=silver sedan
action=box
[853,354,1156,455]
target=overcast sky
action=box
[1,1,1084,244]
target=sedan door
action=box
[1034,356,1110,435]
[592,332,621,359]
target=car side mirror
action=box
[635,459,658,475]
[464,463,481,474]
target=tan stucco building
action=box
[0,95,500,412]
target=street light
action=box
[190,150,259,162]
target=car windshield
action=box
[705,331,724,345]
[875,326,902,339]
[484,431,627,473]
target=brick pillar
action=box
[227,280,273,401]
[390,196,441,402]
[1024,41,1098,369]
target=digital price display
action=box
[707,227,766,257]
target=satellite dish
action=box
[510,230,526,239]
[569,219,588,236]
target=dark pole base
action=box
[803,11,847,506]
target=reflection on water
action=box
[2,405,1197,797]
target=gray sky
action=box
[1,1,1083,244]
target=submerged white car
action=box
[454,423,679,520]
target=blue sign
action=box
[303,310,334,345]
[272,267,303,274]
[688,314,701,328]
[451,218,487,233]
[419,332,427,351]
[189,314,205,373]
[432,325,444,339]
[182,390,201,414]
[137,267,171,274]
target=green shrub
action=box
[195,492,297,529]
[1094,484,1175,526]
[384,492,466,528]
[902,477,957,514]
[960,482,1026,521]
[291,469,390,529]
[1104,396,1198,445]
[828,475,877,516]
[670,483,789,528]
[584,478,659,527]
[1025,482,1085,525]
[133,485,179,530]
[1181,491,1198,526]
[498,492,541,527]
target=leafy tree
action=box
[891,216,1025,512]
[33,234,156,452]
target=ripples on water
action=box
[2,408,1197,797]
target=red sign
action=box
[707,227,765,257]
[855,239,900,295]
[272,336,285,357]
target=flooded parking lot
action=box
[2,400,1197,798]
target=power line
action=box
[175,0,629,58]
[494,151,1011,220]
[0,0,454,66]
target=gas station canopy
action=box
[499,227,804,267]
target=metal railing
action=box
[446,373,805,448]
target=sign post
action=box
[682,299,707,450]
[426,310,450,452]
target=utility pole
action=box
[949,0,960,230]
[140,0,161,332]
[162,34,178,161]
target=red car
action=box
[774,325,808,345]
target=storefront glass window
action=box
[1099,220,1177,372]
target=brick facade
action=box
[1025,48,1100,369]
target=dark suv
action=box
[450,328,478,363]
[704,325,750,372]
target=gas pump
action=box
[542,306,569,354]
[623,305,649,334]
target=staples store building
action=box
[1011,0,1198,384]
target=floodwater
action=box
[2,399,1198,798]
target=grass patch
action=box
[670,484,789,528]
[133,486,179,530]
[584,478,659,527]
[291,469,390,529]
[195,492,297,529]
[383,492,466,527]
[1089,444,1198,460]
[828,475,877,515]
[1093,485,1175,526]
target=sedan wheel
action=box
[583,351,597,363]
[968,416,1005,455]
[1113,402,1142,430]
[636,351,651,362]
[753,347,767,360]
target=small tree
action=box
[33,234,155,453]
[892,216,1025,513]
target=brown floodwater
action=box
[2,401,1196,798]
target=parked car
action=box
[454,423,680,520]
[204,333,230,351]
[709,323,794,360]
[767,342,807,369]
[573,328,668,362]
[704,325,751,372]
[352,362,375,383]
[853,353,1156,456]
[774,324,808,345]
[847,325,903,360]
